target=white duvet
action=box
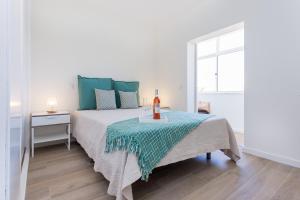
[72,109,240,200]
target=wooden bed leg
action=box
[206,152,211,160]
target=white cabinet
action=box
[32,114,70,126]
[31,111,71,157]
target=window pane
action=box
[219,29,244,51]
[218,51,244,92]
[197,38,217,57]
[197,57,217,92]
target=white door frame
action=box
[0,0,10,199]
[186,42,198,113]
[186,22,244,113]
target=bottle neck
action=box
[155,89,159,97]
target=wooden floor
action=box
[26,143,300,200]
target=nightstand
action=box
[31,111,71,157]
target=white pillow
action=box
[95,89,117,110]
[119,91,138,109]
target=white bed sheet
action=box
[72,109,240,200]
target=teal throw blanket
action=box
[105,111,211,181]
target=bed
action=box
[72,108,240,200]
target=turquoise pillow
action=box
[78,75,113,110]
[114,80,139,108]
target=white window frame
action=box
[196,23,244,94]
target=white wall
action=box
[31,0,158,112]
[198,93,244,133]
[156,0,300,166]
[243,0,300,166]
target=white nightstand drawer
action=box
[32,114,70,127]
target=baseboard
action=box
[243,147,300,168]
[18,148,29,200]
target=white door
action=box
[0,0,10,198]
[1,0,26,199]
[9,0,26,198]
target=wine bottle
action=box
[153,89,161,119]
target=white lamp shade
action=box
[46,98,57,113]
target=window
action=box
[197,28,244,93]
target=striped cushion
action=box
[119,91,138,109]
[95,89,117,110]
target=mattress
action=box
[72,108,240,200]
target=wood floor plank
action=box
[26,185,50,200]
[51,181,108,200]
[26,143,299,200]
[225,162,293,200]
[49,171,106,197]
[28,156,92,185]
[137,153,235,200]
[270,168,300,200]
[182,153,270,200]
